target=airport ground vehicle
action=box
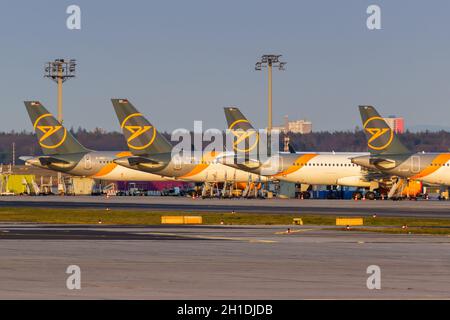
[161,187,184,196]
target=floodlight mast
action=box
[255,54,286,132]
[43,59,76,195]
[44,59,77,123]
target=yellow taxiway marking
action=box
[274,229,314,235]
[135,232,277,243]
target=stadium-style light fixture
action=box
[44,58,77,195]
[44,59,77,122]
[255,54,286,131]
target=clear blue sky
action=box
[1,0,449,132]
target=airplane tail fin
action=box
[24,101,89,156]
[111,99,173,156]
[359,105,409,155]
[224,107,260,154]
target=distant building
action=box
[272,116,312,134]
[384,116,405,134]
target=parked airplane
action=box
[221,107,381,198]
[352,105,450,187]
[21,101,171,181]
[111,99,266,185]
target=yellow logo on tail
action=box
[121,113,156,150]
[228,119,259,153]
[38,126,63,142]
[33,114,67,149]
[363,116,394,151]
[125,125,152,143]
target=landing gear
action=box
[299,191,311,199]
[365,191,376,200]
[352,191,363,200]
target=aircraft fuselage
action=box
[24,151,171,181]
[352,153,450,186]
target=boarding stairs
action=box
[388,178,407,199]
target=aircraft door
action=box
[411,156,420,174]
[173,155,182,170]
[273,155,283,176]
[261,155,283,176]
[84,154,92,170]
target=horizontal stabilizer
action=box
[127,156,161,166]
[369,157,397,169]
[38,156,71,166]
[114,156,165,170]
[218,154,261,169]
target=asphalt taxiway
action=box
[0,223,449,299]
[0,196,450,218]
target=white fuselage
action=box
[175,162,266,183]
[221,152,372,187]
[273,153,371,187]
